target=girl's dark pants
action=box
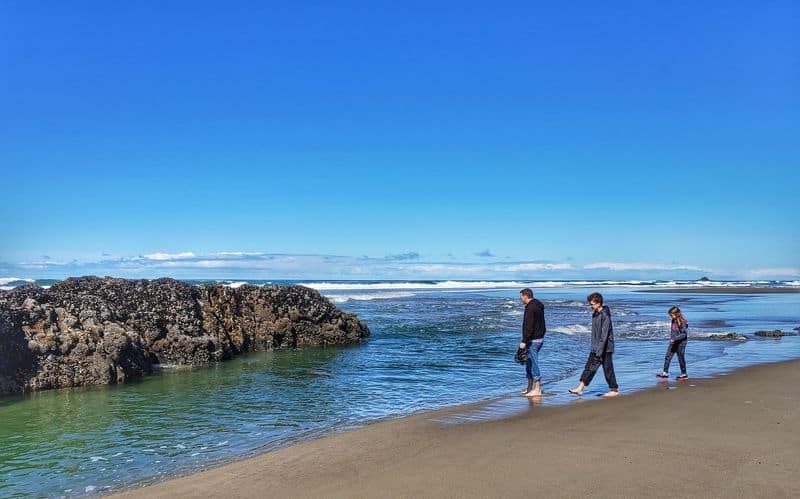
[664,340,687,374]
[580,352,618,390]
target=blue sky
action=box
[1,1,798,280]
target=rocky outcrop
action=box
[754,330,797,338]
[704,333,748,341]
[0,277,370,395]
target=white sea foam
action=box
[153,364,193,369]
[549,324,591,335]
[628,320,671,329]
[616,321,672,338]
[569,280,657,286]
[307,280,784,292]
[326,291,416,303]
[223,281,249,289]
[89,456,107,462]
[306,281,536,291]
[85,486,96,493]
[547,300,586,307]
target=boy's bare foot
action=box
[527,390,542,397]
[521,390,530,395]
[568,388,583,395]
[602,390,619,397]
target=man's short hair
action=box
[587,292,603,305]
[520,288,533,299]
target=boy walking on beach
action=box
[569,292,619,397]
[519,288,546,397]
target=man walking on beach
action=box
[569,292,619,397]
[519,288,546,397]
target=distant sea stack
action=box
[0,277,370,395]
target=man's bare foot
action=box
[526,390,542,397]
[602,390,619,397]
[568,388,583,395]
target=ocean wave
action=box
[326,292,417,303]
[223,281,249,289]
[304,280,673,291]
[615,320,672,339]
[568,280,657,286]
[625,320,671,329]
[549,324,591,335]
[304,281,537,291]
[304,279,797,292]
[546,299,587,307]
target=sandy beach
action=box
[113,359,800,499]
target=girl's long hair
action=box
[668,306,688,329]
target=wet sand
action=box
[639,287,800,294]
[112,359,800,499]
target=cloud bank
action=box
[1,250,781,280]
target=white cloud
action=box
[142,252,196,261]
[95,254,577,277]
[214,251,265,257]
[15,251,775,280]
[504,263,573,272]
[158,259,237,268]
[584,262,707,272]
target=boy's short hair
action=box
[520,288,533,299]
[587,292,604,305]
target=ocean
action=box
[1,279,799,497]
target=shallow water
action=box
[0,284,798,497]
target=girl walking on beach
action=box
[657,306,689,379]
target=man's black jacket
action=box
[522,298,546,342]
